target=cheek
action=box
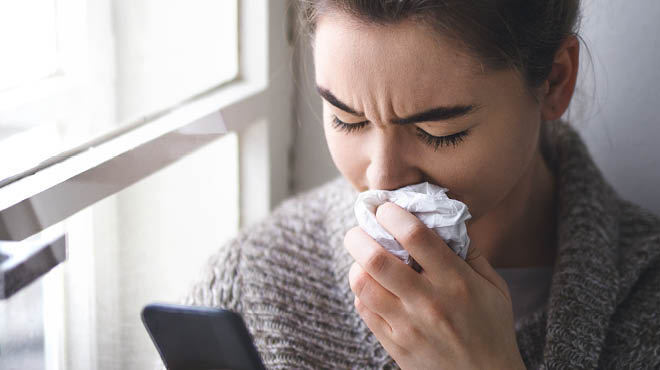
[424,117,540,220]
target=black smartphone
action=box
[141,303,266,370]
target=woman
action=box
[185,1,660,368]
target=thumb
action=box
[465,244,511,301]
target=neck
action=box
[467,150,558,269]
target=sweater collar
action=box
[531,121,621,368]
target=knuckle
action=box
[392,322,422,345]
[447,276,471,298]
[354,296,365,312]
[365,250,389,275]
[418,302,456,337]
[350,269,370,298]
[419,299,442,318]
[400,223,427,245]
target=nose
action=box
[365,132,423,190]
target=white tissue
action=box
[354,182,471,265]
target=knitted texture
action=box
[184,121,660,369]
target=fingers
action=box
[354,296,392,335]
[344,227,423,300]
[353,296,406,357]
[375,202,467,278]
[464,244,512,301]
[349,262,400,320]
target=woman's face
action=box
[315,14,546,221]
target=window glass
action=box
[0,0,58,91]
[115,0,240,122]
[0,0,239,183]
[0,277,47,370]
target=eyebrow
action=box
[316,86,363,115]
[316,85,478,125]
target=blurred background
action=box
[0,0,658,369]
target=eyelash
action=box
[331,116,369,133]
[331,115,469,150]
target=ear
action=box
[540,35,580,121]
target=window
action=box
[1,0,294,368]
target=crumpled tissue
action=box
[354,182,472,267]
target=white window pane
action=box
[0,277,46,369]
[0,0,239,183]
[115,0,239,122]
[0,0,58,91]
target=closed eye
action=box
[331,116,369,134]
[330,114,469,150]
[415,128,469,150]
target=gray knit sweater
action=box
[184,122,660,369]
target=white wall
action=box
[573,0,660,215]
[291,0,660,216]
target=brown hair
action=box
[298,0,581,89]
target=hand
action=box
[344,202,526,370]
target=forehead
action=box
[313,13,486,108]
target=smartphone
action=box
[141,303,266,370]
